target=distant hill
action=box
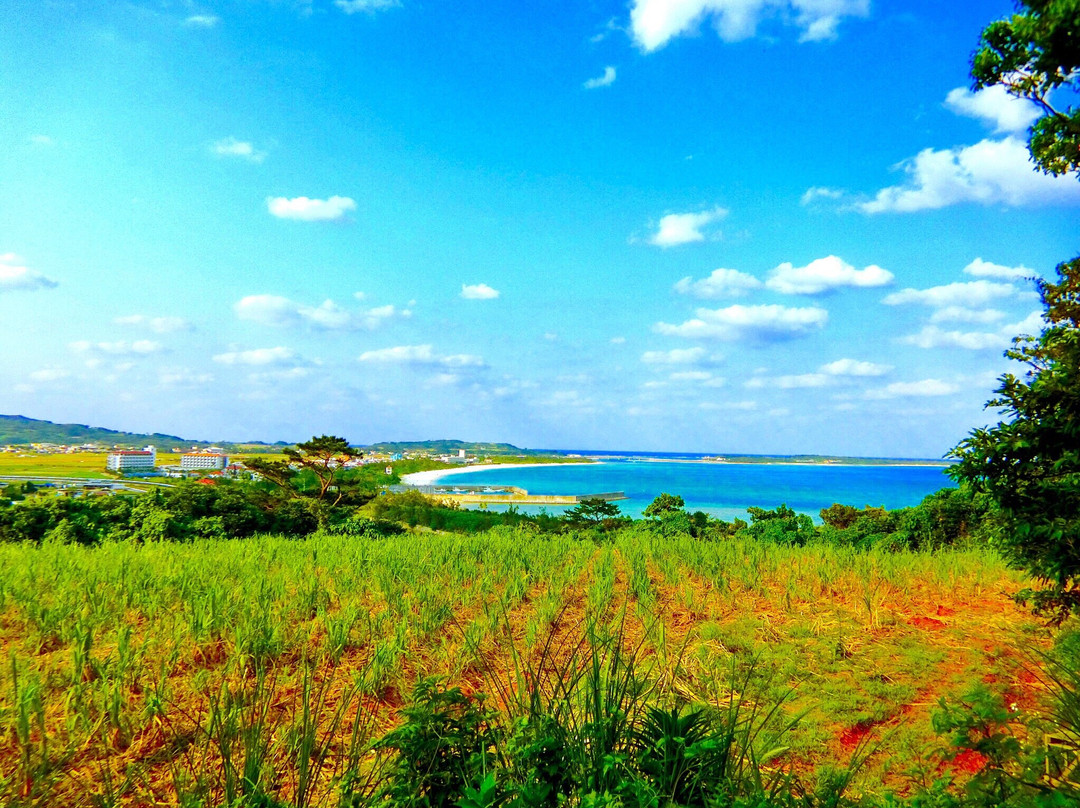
[0,414,212,448]
[362,439,545,456]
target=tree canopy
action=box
[246,435,362,505]
[562,498,624,530]
[643,492,685,518]
[949,257,1080,621]
[948,1,1080,622]
[971,0,1080,176]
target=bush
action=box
[325,516,406,539]
[746,504,815,546]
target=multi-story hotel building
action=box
[180,452,229,471]
[106,446,157,472]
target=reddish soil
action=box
[838,721,877,751]
[909,616,946,630]
[947,749,989,774]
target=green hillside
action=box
[362,439,545,456]
[0,414,207,447]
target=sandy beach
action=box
[400,461,595,486]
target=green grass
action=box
[0,527,1058,806]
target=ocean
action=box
[428,458,954,521]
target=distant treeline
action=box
[0,413,287,450]
[0,473,997,551]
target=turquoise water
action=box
[435,460,954,521]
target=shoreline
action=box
[400,461,598,486]
[399,457,950,487]
[588,456,952,468]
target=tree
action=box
[948,1,1080,622]
[949,257,1080,622]
[563,498,624,529]
[245,435,362,505]
[643,492,685,518]
[745,504,815,546]
[970,0,1080,177]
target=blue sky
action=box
[2,0,1078,456]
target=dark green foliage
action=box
[355,630,868,808]
[971,0,1080,177]
[932,686,1023,805]
[820,504,868,530]
[643,493,685,518]
[918,667,1080,808]
[950,257,1080,622]
[746,505,815,546]
[374,678,501,808]
[324,515,406,539]
[365,490,553,534]
[0,479,332,544]
[562,499,628,533]
[891,489,996,551]
[634,706,718,805]
[643,493,701,538]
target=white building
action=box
[106,446,157,472]
[181,452,229,471]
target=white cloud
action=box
[70,340,163,356]
[800,186,844,205]
[883,280,1015,308]
[114,314,193,333]
[29,368,70,383]
[301,300,355,329]
[358,304,410,329]
[28,134,55,147]
[629,0,869,51]
[962,257,1036,281]
[944,85,1040,135]
[335,0,399,13]
[765,255,893,295]
[670,371,713,381]
[0,253,58,292]
[867,379,960,398]
[234,294,407,330]
[928,306,1006,324]
[211,137,265,163]
[902,310,1043,350]
[701,399,756,411]
[247,367,311,383]
[213,346,297,366]
[461,283,500,300]
[610,336,627,344]
[358,344,485,368]
[648,206,727,247]
[859,136,1080,214]
[428,373,462,386]
[266,195,356,222]
[584,66,616,89]
[746,373,829,389]
[674,267,761,298]
[1008,310,1046,337]
[641,347,708,365]
[159,368,215,386]
[654,303,828,341]
[235,295,299,326]
[819,358,891,376]
[901,326,1007,351]
[184,14,220,28]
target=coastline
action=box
[589,456,952,468]
[400,461,599,486]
